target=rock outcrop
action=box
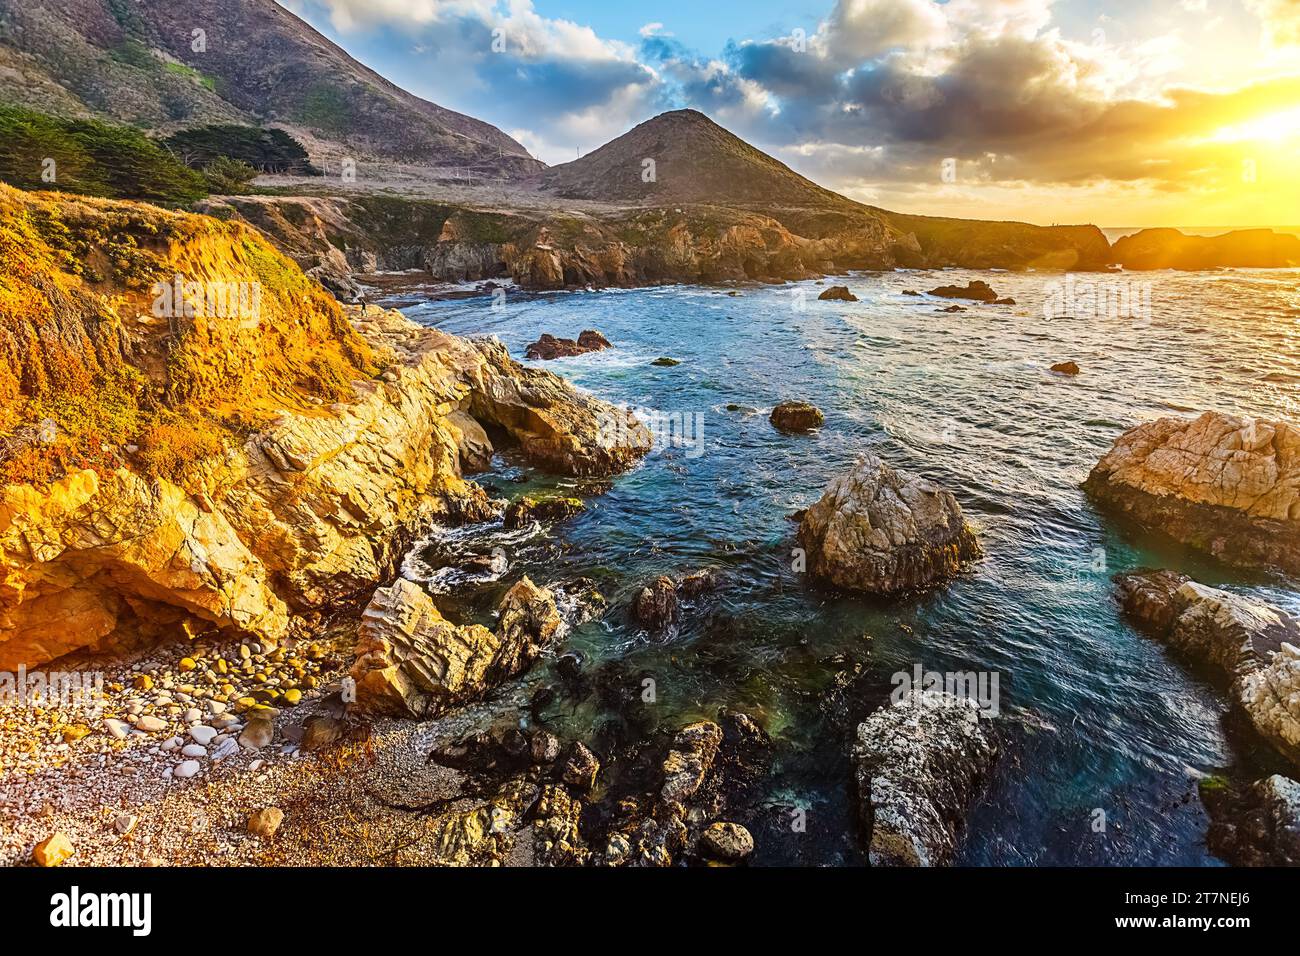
[798,453,981,594]
[1202,774,1300,866]
[853,689,997,866]
[525,330,612,361]
[1115,569,1300,766]
[770,401,825,433]
[927,280,1001,302]
[1085,412,1300,575]
[351,576,563,718]
[631,568,719,631]
[0,189,650,669]
[1112,228,1300,271]
[818,286,858,302]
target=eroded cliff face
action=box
[0,189,651,669]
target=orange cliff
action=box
[0,185,650,669]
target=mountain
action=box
[539,110,848,208]
[0,0,541,177]
[537,109,1111,271]
[1111,227,1300,270]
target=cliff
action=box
[0,185,650,668]
[1111,228,1300,270]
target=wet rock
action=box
[661,721,724,802]
[525,330,612,360]
[248,807,285,839]
[530,731,561,764]
[938,305,966,313]
[33,833,75,867]
[1203,774,1300,866]
[818,285,858,302]
[1050,361,1080,375]
[351,576,563,718]
[651,357,681,367]
[1084,411,1300,575]
[798,452,981,594]
[1116,570,1300,766]
[927,280,1000,302]
[700,821,754,861]
[503,495,586,530]
[562,743,601,791]
[632,576,679,631]
[853,690,997,866]
[770,401,825,433]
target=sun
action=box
[1208,106,1300,144]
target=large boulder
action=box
[351,576,563,718]
[798,453,981,594]
[770,401,825,433]
[852,690,997,866]
[1085,412,1300,575]
[926,280,1000,302]
[1116,569,1300,766]
[817,286,858,302]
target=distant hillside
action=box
[879,210,1113,271]
[0,0,542,177]
[539,110,849,208]
[1112,228,1300,270]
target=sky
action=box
[280,0,1300,227]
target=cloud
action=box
[1246,0,1300,46]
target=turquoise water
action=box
[400,268,1300,865]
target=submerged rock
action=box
[1085,411,1300,575]
[651,357,681,367]
[351,576,563,718]
[1116,569,1300,765]
[798,453,981,594]
[852,690,997,866]
[818,286,858,302]
[770,401,825,433]
[525,330,612,360]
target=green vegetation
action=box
[165,124,319,175]
[201,156,259,194]
[0,106,206,206]
[296,83,353,134]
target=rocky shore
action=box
[1085,411,1300,576]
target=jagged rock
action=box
[525,330,612,360]
[852,690,997,866]
[818,286,858,302]
[798,453,981,594]
[467,337,652,478]
[630,568,718,631]
[351,576,563,718]
[651,357,681,367]
[1115,569,1300,765]
[633,576,679,630]
[1085,411,1300,575]
[503,495,585,530]
[1050,361,1080,375]
[445,409,494,472]
[770,401,825,432]
[927,280,1000,302]
[700,821,754,861]
[661,721,724,802]
[1203,774,1300,866]
[561,743,601,792]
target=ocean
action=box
[396,266,1300,865]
